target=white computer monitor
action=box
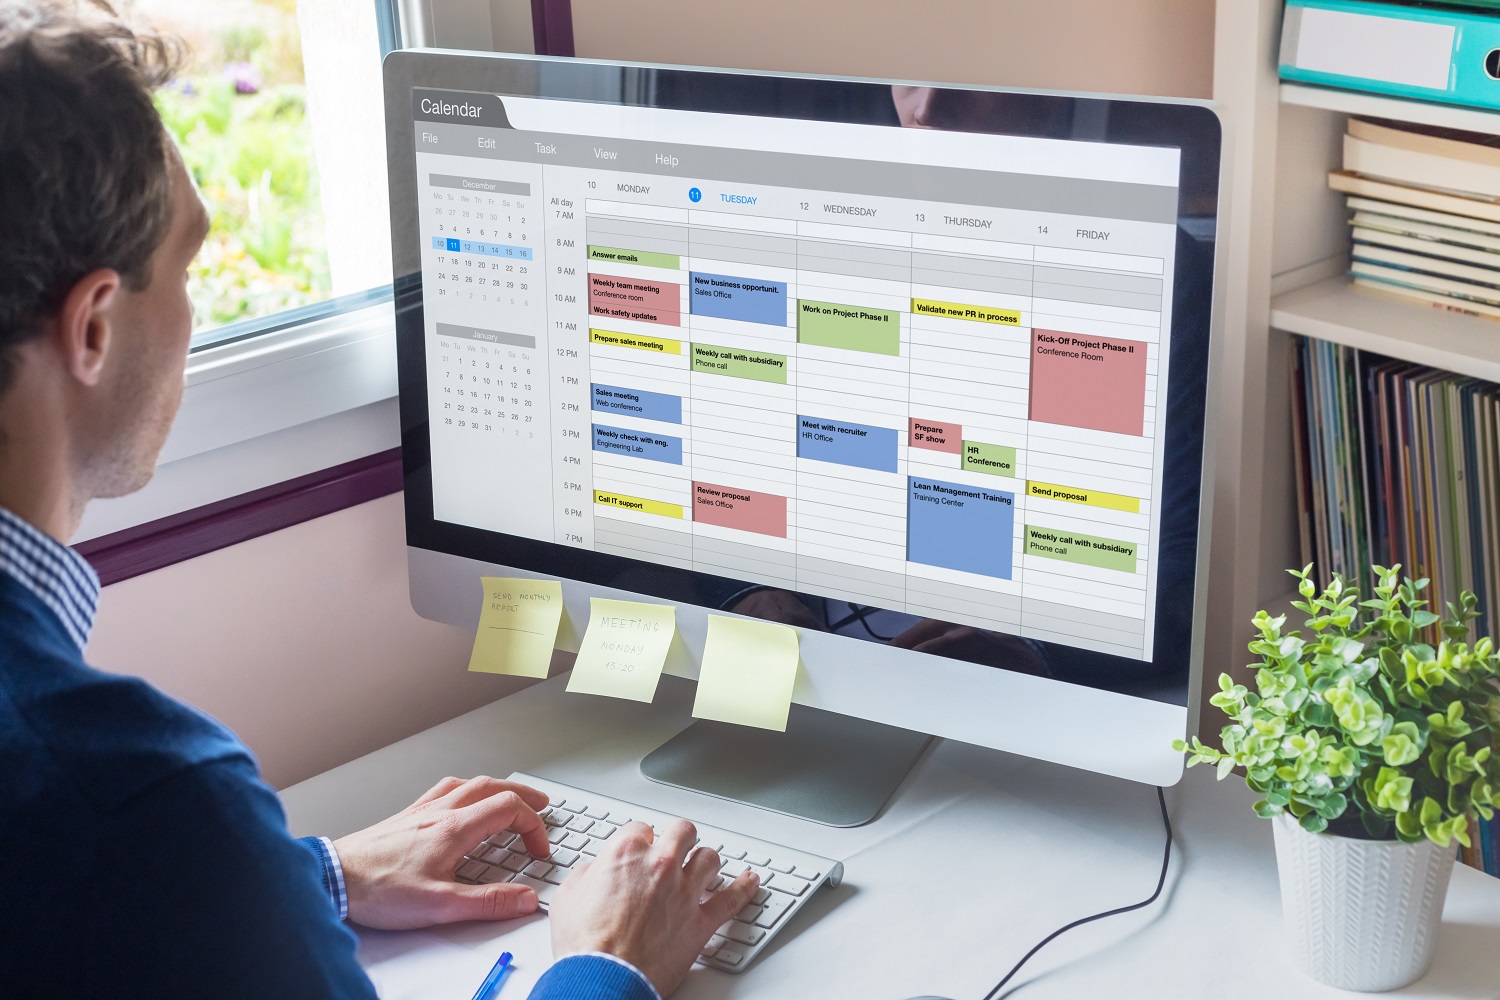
[385,51,1222,815]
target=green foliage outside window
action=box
[150,3,330,330]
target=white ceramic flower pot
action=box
[1272,812,1456,992]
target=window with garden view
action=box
[125,0,393,340]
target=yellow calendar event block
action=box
[594,490,685,519]
[589,328,682,355]
[1027,480,1140,513]
[911,298,1020,326]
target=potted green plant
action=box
[1176,565,1500,992]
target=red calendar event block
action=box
[693,482,787,538]
[589,273,681,326]
[1028,329,1148,436]
[908,417,962,453]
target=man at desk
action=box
[0,3,759,996]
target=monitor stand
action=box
[640,704,932,828]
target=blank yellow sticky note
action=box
[566,598,676,702]
[467,577,563,677]
[691,615,800,732]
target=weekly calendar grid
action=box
[415,98,1179,661]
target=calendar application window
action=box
[412,89,1183,661]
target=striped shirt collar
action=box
[0,505,100,652]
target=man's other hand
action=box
[334,775,551,929]
[549,819,760,997]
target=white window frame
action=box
[75,0,544,543]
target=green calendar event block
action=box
[1024,525,1137,573]
[587,245,681,269]
[691,343,788,384]
[796,299,900,356]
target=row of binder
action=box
[1282,0,1500,113]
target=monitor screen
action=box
[391,56,1218,710]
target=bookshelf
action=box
[1271,276,1500,384]
[1280,81,1500,137]
[1215,4,1500,875]
[1207,2,1500,700]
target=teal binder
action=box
[1280,0,1500,112]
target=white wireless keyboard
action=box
[454,772,844,973]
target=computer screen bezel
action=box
[384,49,1222,785]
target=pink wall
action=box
[573,0,1214,99]
[87,495,538,789]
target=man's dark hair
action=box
[0,0,183,392]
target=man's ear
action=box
[52,268,121,388]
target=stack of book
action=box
[1291,336,1499,876]
[1330,117,1500,319]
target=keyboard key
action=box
[766,873,807,896]
[488,773,842,970]
[509,873,558,904]
[755,894,792,928]
[455,860,488,882]
[722,920,766,946]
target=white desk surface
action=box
[281,675,1500,999]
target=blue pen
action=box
[470,950,514,1000]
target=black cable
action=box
[980,785,1173,1000]
[853,608,897,642]
[824,604,899,641]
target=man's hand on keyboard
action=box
[549,818,761,996]
[334,775,552,929]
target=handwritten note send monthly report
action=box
[467,577,564,678]
[565,598,676,702]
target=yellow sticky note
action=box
[691,615,800,732]
[565,598,676,702]
[467,577,563,677]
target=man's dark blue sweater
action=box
[0,567,380,996]
[0,509,655,1000]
